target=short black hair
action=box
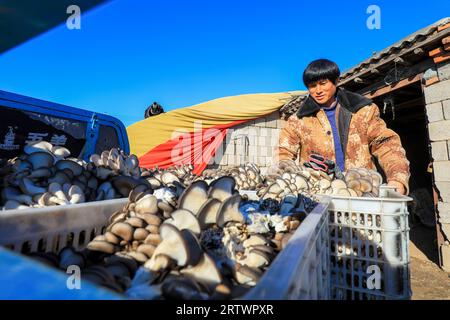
[302,59,340,87]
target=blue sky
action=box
[0,0,449,126]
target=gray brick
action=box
[443,99,450,120]
[431,141,449,161]
[259,128,268,137]
[428,120,450,141]
[259,146,268,157]
[258,136,268,146]
[442,245,450,272]
[448,140,450,159]
[424,79,450,104]
[426,102,444,122]
[438,202,450,223]
[435,161,450,182]
[247,126,258,137]
[266,118,278,128]
[436,181,450,202]
[437,62,450,81]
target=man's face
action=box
[307,79,337,105]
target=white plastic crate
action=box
[0,199,128,253]
[243,197,331,299]
[0,194,331,300]
[327,186,412,300]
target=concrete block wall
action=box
[424,61,450,271]
[210,111,285,174]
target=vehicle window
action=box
[0,106,87,159]
[95,124,120,154]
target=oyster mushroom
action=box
[68,185,85,204]
[24,141,53,155]
[144,224,203,271]
[110,222,135,242]
[197,198,222,230]
[234,264,263,286]
[111,176,145,197]
[179,253,222,290]
[86,239,116,254]
[52,146,71,158]
[19,177,47,196]
[55,159,83,176]
[2,186,33,205]
[208,176,236,202]
[178,180,209,215]
[243,234,270,248]
[134,194,159,215]
[216,194,245,228]
[164,209,201,237]
[242,248,271,268]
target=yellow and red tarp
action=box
[127,91,305,175]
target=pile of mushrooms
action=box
[259,164,384,199]
[201,163,265,191]
[0,143,152,210]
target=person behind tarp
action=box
[144,102,165,118]
[272,59,410,195]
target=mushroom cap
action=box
[234,264,262,286]
[129,184,152,203]
[104,231,120,245]
[216,194,244,228]
[111,176,142,197]
[19,177,47,196]
[161,171,181,186]
[164,209,201,237]
[137,243,156,258]
[331,179,347,190]
[134,228,150,241]
[86,240,116,254]
[136,212,162,226]
[197,198,222,230]
[126,217,146,228]
[27,152,54,170]
[149,224,203,269]
[24,141,53,155]
[243,234,270,248]
[242,249,271,268]
[359,178,373,193]
[134,194,159,215]
[144,233,162,246]
[178,180,209,216]
[180,253,222,290]
[52,146,71,158]
[55,159,83,176]
[110,222,135,242]
[208,176,236,202]
[345,170,361,181]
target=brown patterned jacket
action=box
[275,88,410,192]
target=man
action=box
[275,59,410,194]
[144,102,165,118]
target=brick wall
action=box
[209,111,285,175]
[424,60,450,271]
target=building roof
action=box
[339,17,450,86]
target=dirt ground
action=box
[409,224,450,300]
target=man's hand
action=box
[387,180,406,195]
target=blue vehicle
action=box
[0,89,130,161]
